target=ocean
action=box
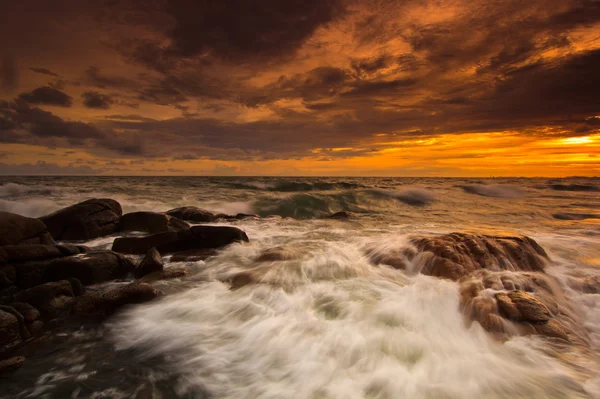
[0,176,599,398]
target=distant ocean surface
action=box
[1,176,600,398]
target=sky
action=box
[0,0,599,176]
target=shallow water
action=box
[0,176,599,398]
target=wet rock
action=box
[235,213,259,220]
[170,249,217,262]
[120,212,189,234]
[0,212,54,246]
[39,198,122,241]
[410,233,548,280]
[14,250,134,289]
[0,265,16,289]
[0,309,21,351]
[327,211,351,219]
[166,206,221,223]
[135,248,163,278]
[9,302,40,323]
[71,283,161,319]
[0,305,29,340]
[230,272,254,290]
[138,267,190,283]
[495,292,521,320]
[533,320,569,341]
[112,225,249,255]
[256,246,297,262]
[506,290,551,322]
[0,356,25,375]
[13,280,75,319]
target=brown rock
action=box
[135,248,163,278]
[507,290,551,322]
[0,309,21,351]
[533,320,569,341]
[138,267,189,283]
[495,293,521,320]
[39,198,122,241]
[71,283,161,319]
[0,356,25,375]
[112,225,249,255]
[166,206,220,223]
[0,212,54,246]
[8,302,40,323]
[256,246,298,262]
[230,272,254,290]
[120,212,189,234]
[13,280,75,318]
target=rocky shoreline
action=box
[0,198,592,376]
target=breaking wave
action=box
[227,180,367,192]
[459,184,525,198]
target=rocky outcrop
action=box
[0,356,25,375]
[112,225,249,255]
[13,250,134,289]
[39,198,122,241]
[409,233,549,280]
[0,309,21,352]
[134,248,163,278]
[120,212,189,234]
[165,206,224,223]
[12,280,77,319]
[71,283,161,319]
[0,212,54,246]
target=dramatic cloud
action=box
[82,91,114,109]
[18,86,73,107]
[30,67,60,77]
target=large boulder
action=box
[134,248,163,278]
[71,283,161,319]
[0,212,54,246]
[165,207,224,223]
[409,233,548,280]
[13,250,134,289]
[39,198,122,241]
[120,212,189,234]
[496,291,551,322]
[0,244,86,265]
[112,225,249,255]
[12,280,76,318]
[0,309,22,352]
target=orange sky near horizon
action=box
[1,0,599,176]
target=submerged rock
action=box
[0,212,54,246]
[256,246,298,262]
[135,248,163,278]
[327,211,351,219]
[120,212,189,234]
[170,249,217,262]
[71,283,161,319]
[39,198,122,241]
[138,267,190,283]
[112,225,249,255]
[410,233,548,280]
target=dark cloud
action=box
[84,66,137,89]
[18,86,73,107]
[0,161,101,175]
[82,91,114,109]
[30,67,60,77]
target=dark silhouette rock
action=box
[0,212,54,246]
[0,305,30,340]
[14,250,134,289]
[0,356,25,375]
[112,225,249,255]
[71,283,161,319]
[39,198,122,241]
[135,248,163,278]
[13,280,75,318]
[0,244,86,265]
[235,213,259,220]
[327,211,350,219]
[120,212,189,234]
[166,206,220,223]
[9,302,40,323]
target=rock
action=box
[120,212,189,234]
[112,225,249,255]
[506,290,551,322]
[495,292,521,320]
[0,356,25,375]
[0,244,87,265]
[256,246,297,262]
[71,283,161,319]
[14,251,134,289]
[327,211,350,219]
[235,213,259,220]
[39,198,122,241]
[135,248,163,278]
[8,302,40,323]
[138,267,190,283]
[410,233,549,280]
[0,212,54,246]
[230,272,254,290]
[533,320,569,341]
[170,249,217,262]
[0,305,29,340]
[166,206,220,223]
[67,278,85,296]
[0,309,21,351]
[13,280,75,319]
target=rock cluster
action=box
[0,198,251,375]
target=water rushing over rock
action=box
[0,176,599,398]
